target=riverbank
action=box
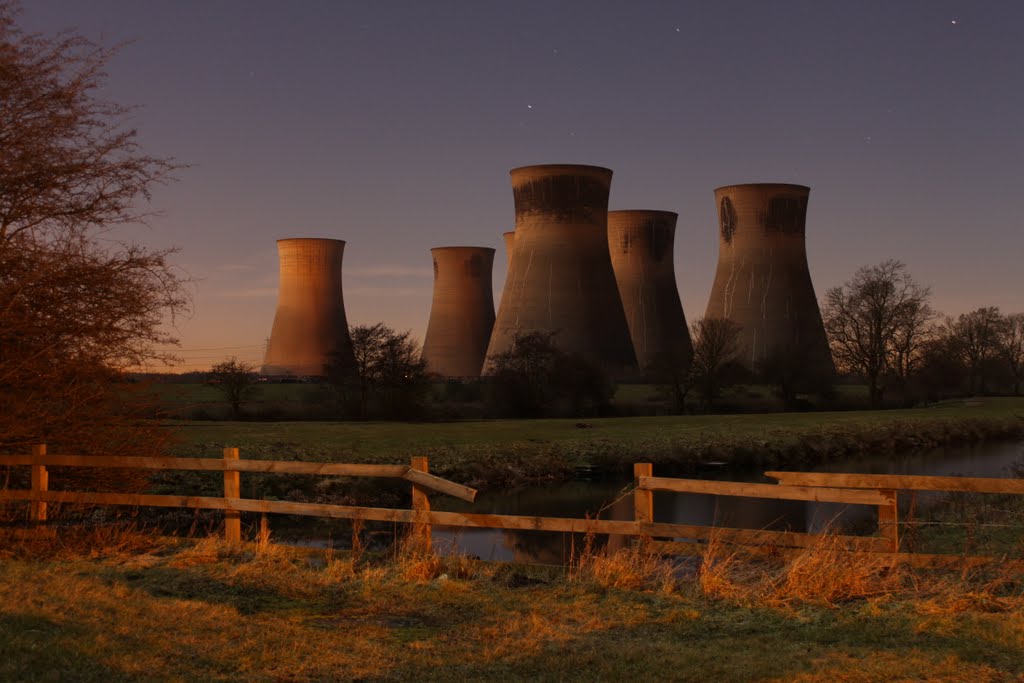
[168,398,1024,491]
[1,531,1021,682]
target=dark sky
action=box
[20,1,1024,370]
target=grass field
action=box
[165,397,1024,490]
[1,530,1022,682]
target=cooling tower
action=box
[421,247,497,378]
[704,184,834,375]
[262,238,356,377]
[608,210,693,371]
[502,231,516,268]
[484,164,638,377]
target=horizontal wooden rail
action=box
[639,476,893,506]
[765,471,1024,495]
[0,488,890,550]
[0,454,407,477]
[0,454,476,502]
[649,541,1024,572]
[643,522,893,553]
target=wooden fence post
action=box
[30,444,48,524]
[410,456,431,552]
[634,463,653,544]
[223,447,241,543]
[878,489,898,553]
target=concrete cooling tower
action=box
[421,247,496,378]
[502,230,516,268]
[704,184,834,376]
[484,164,638,377]
[262,238,356,377]
[608,210,693,371]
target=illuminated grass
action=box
[1,532,1022,682]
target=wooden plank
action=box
[633,463,653,525]
[766,471,1024,494]
[878,489,899,552]
[642,522,892,552]
[0,454,409,478]
[30,445,48,523]
[402,467,477,502]
[650,541,1024,573]
[427,510,640,535]
[223,447,241,543]
[639,476,892,506]
[410,457,431,551]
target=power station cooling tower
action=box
[484,164,638,377]
[262,238,356,377]
[421,247,497,378]
[608,210,693,371]
[704,184,834,375]
[502,231,516,268]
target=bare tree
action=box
[689,317,743,412]
[208,357,258,419]
[327,323,428,420]
[996,313,1024,396]
[0,3,187,472]
[821,260,931,408]
[944,307,1004,395]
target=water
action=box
[425,440,1024,563]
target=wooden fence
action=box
[1,445,1021,567]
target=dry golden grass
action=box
[2,526,1024,681]
[568,533,677,592]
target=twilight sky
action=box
[20,1,1024,371]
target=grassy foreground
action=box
[1,530,1022,682]
[167,398,1024,490]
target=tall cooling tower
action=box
[484,164,637,377]
[262,238,356,377]
[421,247,496,378]
[502,230,516,268]
[608,210,693,371]
[704,184,833,375]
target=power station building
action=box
[484,164,637,377]
[608,210,693,371]
[704,183,834,376]
[262,238,356,377]
[421,246,496,377]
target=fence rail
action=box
[2,445,1021,567]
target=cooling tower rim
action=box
[509,163,614,177]
[429,246,497,254]
[713,183,810,194]
[608,209,679,220]
[502,230,515,236]
[275,237,347,245]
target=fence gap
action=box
[223,447,241,543]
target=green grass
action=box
[1,532,1022,682]
[165,397,1024,490]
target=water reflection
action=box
[432,440,1024,563]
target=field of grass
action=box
[165,397,1024,490]
[1,529,1022,682]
